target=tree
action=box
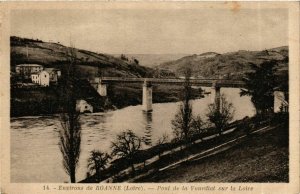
[87,150,111,177]
[97,66,102,78]
[155,133,169,159]
[190,115,205,137]
[133,58,139,65]
[171,67,193,143]
[59,46,81,183]
[240,61,277,116]
[111,130,142,176]
[241,116,252,136]
[206,94,234,136]
[120,54,128,61]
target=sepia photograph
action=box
[1,1,299,194]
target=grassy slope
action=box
[10,36,155,116]
[10,36,152,78]
[158,47,288,79]
[138,123,288,183]
[10,37,197,116]
[120,54,189,67]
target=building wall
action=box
[45,68,61,83]
[57,71,61,77]
[16,64,43,77]
[39,71,50,86]
[76,100,93,113]
[274,91,288,113]
[31,74,39,84]
[49,72,58,82]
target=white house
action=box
[31,70,50,86]
[40,71,50,86]
[76,100,93,113]
[274,91,288,113]
[31,74,40,84]
[44,68,61,83]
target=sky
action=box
[11,8,288,55]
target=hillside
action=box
[158,47,288,79]
[136,120,288,183]
[10,36,153,78]
[116,54,188,67]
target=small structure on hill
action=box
[76,99,93,113]
[16,64,43,78]
[15,64,62,87]
[274,91,288,113]
[44,68,61,83]
[28,67,61,87]
[31,70,50,86]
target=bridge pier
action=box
[274,91,288,113]
[142,80,153,112]
[97,81,107,96]
[211,83,221,111]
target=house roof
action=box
[16,64,43,67]
[39,70,49,75]
[44,68,60,74]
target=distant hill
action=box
[10,36,153,78]
[158,47,288,79]
[115,54,188,67]
[11,36,288,80]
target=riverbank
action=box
[81,114,288,183]
[10,81,203,116]
[136,121,288,182]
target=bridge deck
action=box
[90,77,246,88]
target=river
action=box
[11,87,255,183]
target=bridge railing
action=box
[89,77,246,87]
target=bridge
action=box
[92,77,246,88]
[89,77,286,113]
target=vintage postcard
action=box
[0,1,299,194]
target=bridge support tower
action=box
[97,81,107,96]
[142,80,153,112]
[274,91,288,113]
[211,82,221,112]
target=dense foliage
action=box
[207,94,235,135]
[240,61,277,116]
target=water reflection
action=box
[142,111,153,146]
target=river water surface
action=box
[11,88,255,183]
